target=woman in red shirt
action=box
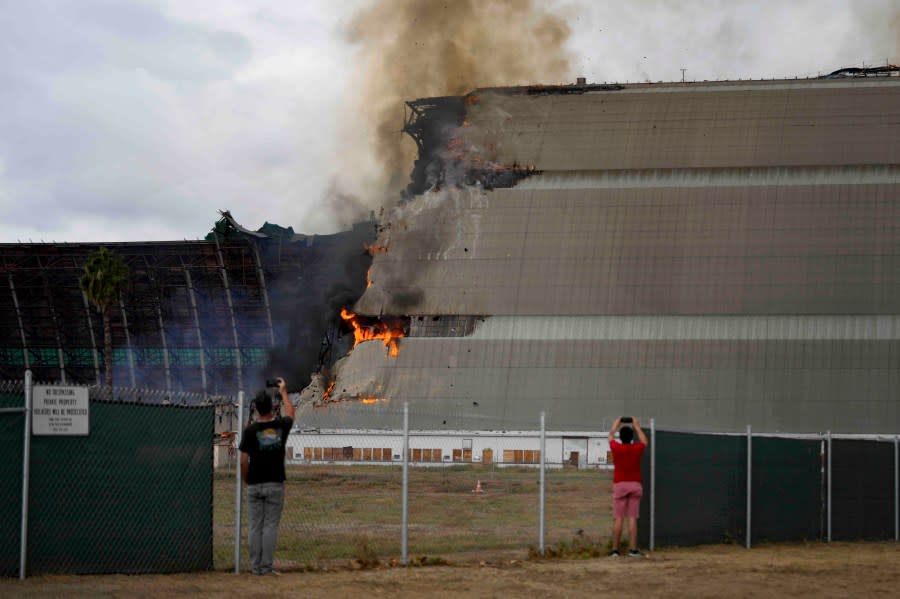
[608,416,648,557]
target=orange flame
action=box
[360,397,379,405]
[366,267,373,288]
[322,381,335,402]
[364,243,388,255]
[340,308,404,357]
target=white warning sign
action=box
[33,385,90,436]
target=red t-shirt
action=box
[610,440,646,483]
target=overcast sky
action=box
[1,0,897,242]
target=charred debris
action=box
[208,210,379,393]
[402,81,625,197]
[820,64,898,79]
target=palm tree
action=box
[80,247,129,387]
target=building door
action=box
[563,437,588,467]
[482,448,493,464]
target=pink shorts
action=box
[613,481,643,518]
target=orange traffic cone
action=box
[472,480,484,493]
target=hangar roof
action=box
[460,79,900,171]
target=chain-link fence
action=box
[223,405,899,571]
[6,374,899,577]
[219,401,617,571]
[0,380,25,577]
[3,375,222,577]
[639,429,900,549]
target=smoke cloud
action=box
[335,0,574,213]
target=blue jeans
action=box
[247,482,285,574]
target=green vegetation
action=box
[80,247,129,387]
[214,464,613,571]
[530,529,608,559]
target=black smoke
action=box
[259,220,376,393]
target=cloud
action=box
[0,0,355,241]
[0,0,897,242]
[562,0,899,83]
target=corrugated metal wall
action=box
[314,77,900,434]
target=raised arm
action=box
[608,417,622,443]
[278,377,295,421]
[633,418,649,445]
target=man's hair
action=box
[253,390,273,416]
[619,426,634,444]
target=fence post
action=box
[746,425,752,549]
[234,390,244,574]
[826,430,832,542]
[20,369,33,580]
[650,418,655,552]
[401,402,409,566]
[539,411,545,556]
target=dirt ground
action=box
[3,542,898,598]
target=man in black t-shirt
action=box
[239,377,295,575]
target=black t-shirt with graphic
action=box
[239,417,294,485]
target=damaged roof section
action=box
[403,77,900,197]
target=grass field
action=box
[7,464,899,597]
[5,543,899,598]
[214,464,612,570]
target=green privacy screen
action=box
[639,431,747,547]
[638,432,824,547]
[751,437,823,542]
[25,401,214,574]
[0,404,24,577]
[831,439,895,541]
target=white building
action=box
[286,428,612,468]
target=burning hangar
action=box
[298,67,900,435]
[0,212,374,395]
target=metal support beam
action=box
[213,235,244,392]
[539,411,546,556]
[156,303,172,392]
[184,269,209,396]
[81,289,101,385]
[827,431,832,542]
[20,369,33,580]
[234,390,244,574]
[37,260,65,383]
[118,299,136,388]
[650,418,656,552]
[9,274,30,371]
[746,425,752,549]
[143,255,171,391]
[250,242,276,347]
[401,402,409,565]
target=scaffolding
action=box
[0,236,273,394]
